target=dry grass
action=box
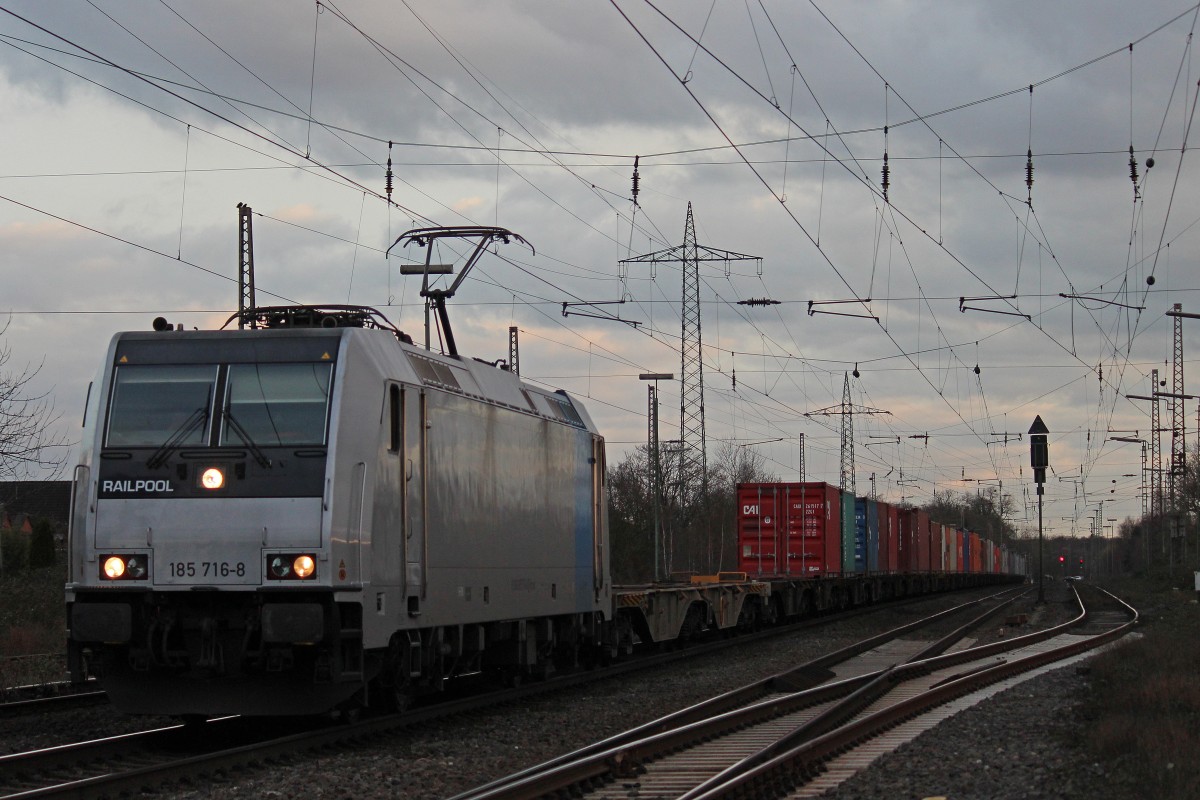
[1087,574,1200,800]
[0,553,68,690]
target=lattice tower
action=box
[1151,368,1162,517]
[805,375,889,496]
[237,203,256,329]
[508,326,519,376]
[678,203,706,502]
[1141,440,1149,518]
[618,204,760,512]
[1171,303,1185,511]
[840,372,855,495]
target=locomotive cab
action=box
[66,326,363,715]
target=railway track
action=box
[0,653,105,717]
[0,586,1016,799]
[0,682,106,717]
[448,582,1134,800]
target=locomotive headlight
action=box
[200,467,226,490]
[293,555,316,579]
[100,553,150,581]
[269,555,291,578]
[125,556,146,579]
[267,553,317,580]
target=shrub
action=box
[0,529,29,573]
[29,517,56,569]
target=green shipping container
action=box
[840,491,856,574]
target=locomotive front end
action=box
[66,328,361,716]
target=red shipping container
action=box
[886,503,900,572]
[969,532,982,573]
[791,482,842,575]
[737,484,779,574]
[941,525,951,572]
[737,482,841,577]
[929,522,940,571]
[875,501,890,574]
[916,510,932,572]
[956,529,964,573]
[900,508,919,572]
[898,509,916,572]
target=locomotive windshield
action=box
[105,362,333,448]
[106,365,217,447]
[222,363,332,446]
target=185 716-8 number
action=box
[168,561,246,578]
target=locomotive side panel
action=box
[336,333,609,670]
[418,389,601,626]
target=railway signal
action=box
[1030,415,1050,603]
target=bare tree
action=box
[606,439,779,581]
[0,319,70,480]
[607,446,656,583]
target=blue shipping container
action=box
[853,498,867,573]
[866,500,880,572]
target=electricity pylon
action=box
[620,203,760,509]
[805,372,891,495]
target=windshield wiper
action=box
[146,407,208,469]
[223,406,273,469]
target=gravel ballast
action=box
[4,584,1133,799]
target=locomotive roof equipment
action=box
[387,225,533,356]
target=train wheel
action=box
[380,636,415,712]
[335,701,362,724]
[385,667,412,713]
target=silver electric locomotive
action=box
[66,300,610,716]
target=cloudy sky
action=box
[2,0,1198,537]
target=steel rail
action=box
[448,586,1033,800]
[685,584,1137,799]
[0,688,106,717]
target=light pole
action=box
[640,373,674,582]
[1030,415,1050,603]
[1107,518,1118,576]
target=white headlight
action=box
[293,555,316,579]
[200,467,225,490]
[103,556,126,579]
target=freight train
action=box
[736,482,1025,613]
[64,236,1022,718]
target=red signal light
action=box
[1058,555,1065,563]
